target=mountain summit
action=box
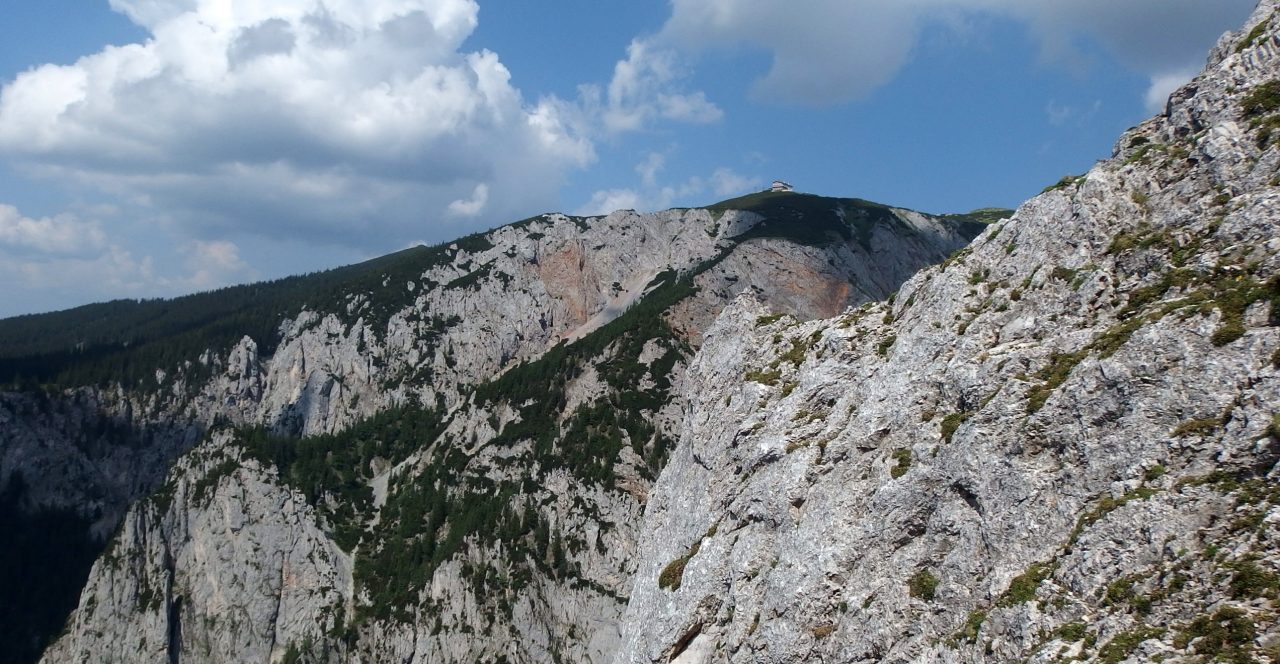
[5,2,1280,662]
[0,191,983,663]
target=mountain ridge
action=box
[1,191,983,663]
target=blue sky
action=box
[0,0,1257,317]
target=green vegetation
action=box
[952,609,987,644]
[1097,625,1163,664]
[745,368,783,385]
[940,411,971,443]
[877,335,897,357]
[1175,607,1256,663]
[1067,486,1160,549]
[0,244,475,391]
[908,569,939,601]
[1055,622,1088,642]
[1171,417,1221,438]
[1025,349,1089,413]
[708,190,985,250]
[1227,558,1280,599]
[1243,80,1280,148]
[938,208,1014,226]
[1237,16,1273,53]
[1242,80,1280,118]
[1026,269,1280,413]
[658,539,703,591]
[997,562,1054,607]
[236,405,449,551]
[472,267,697,482]
[890,448,912,479]
[1104,573,1152,613]
[1042,174,1086,194]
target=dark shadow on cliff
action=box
[0,473,104,664]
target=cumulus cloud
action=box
[652,0,1255,106]
[1144,67,1201,113]
[182,239,255,290]
[447,183,489,217]
[577,163,759,216]
[0,0,593,246]
[0,205,106,255]
[710,168,756,197]
[571,39,723,135]
[636,152,666,188]
[0,201,259,315]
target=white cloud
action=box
[447,182,489,217]
[182,239,254,290]
[562,39,723,137]
[577,188,643,216]
[651,0,1255,106]
[0,0,593,247]
[1044,99,1102,127]
[0,205,106,255]
[1144,67,1200,113]
[0,201,260,313]
[577,166,759,216]
[710,168,756,197]
[601,40,723,133]
[636,152,666,188]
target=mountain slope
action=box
[616,4,1280,663]
[0,195,983,663]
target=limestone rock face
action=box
[28,194,974,661]
[615,4,1280,662]
[42,436,351,664]
[30,4,1280,663]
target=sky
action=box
[0,0,1258,318]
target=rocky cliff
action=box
[2,193,980,663]
[617,3,1280,662]
[17,3,1280,663]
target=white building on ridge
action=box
[770,180,794,193]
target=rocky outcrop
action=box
[31,195,976,662]
[36,1,1280,657]
[42,436,351,664]
[615,3,1280,662]
[33,2,1280,659]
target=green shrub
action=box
[908,569,939,601]
[1176,607,1256,661]
[1171,418,1220,438]
[1211,320,1247,346]
[1237,18,1272,53]
[745,368,783,385]
[658,540,702,591]
[1042,175,1085,194]
[1055,622,1088,642]
[1228,559,1280,599]
[940,411,971,443]
[890,449,912,479]
[954,609,987,644]
[997,562,1054,607]
[1098,625,1163,664]
[1243,80,1280,118]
